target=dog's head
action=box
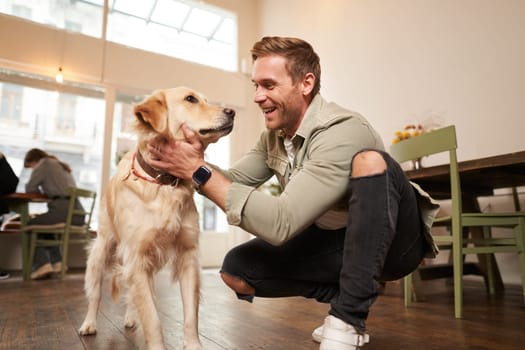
[133,87,235,147]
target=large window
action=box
[0,0,238,72]
[0,83,23,124]
[0,0,104,38]
[0,72,232,234]
[0,71,105,228]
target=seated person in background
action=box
[0,151,19,217]
[0,151,19,280]
[24,148,84,280]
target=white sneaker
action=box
[313,319,370,345]
[312,324,324,343]
[319,315,370,350]
[31,263,54,280]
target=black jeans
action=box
[221,150,428,331]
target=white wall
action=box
[257,0,525,163]
[257,0,525,284]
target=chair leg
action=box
[453,245,464,319]
[515,219,525,305]
[482,226,496,295]
[60,233,69,280]
[21,231,31,280]
[404,273,413,307]
[519,251,525,305]
[27,231,38,276]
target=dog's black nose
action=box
[223,108,235,119]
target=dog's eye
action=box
[185,95,199,104]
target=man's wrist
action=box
[192,165,212,192]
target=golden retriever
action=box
[78,87,235,350]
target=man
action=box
[147,36,439,350]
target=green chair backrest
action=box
[65,186,97,232]
[390,125,457,163]
[390,125,462,228]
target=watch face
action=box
[193,166,212,185]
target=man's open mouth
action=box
[262,107,277,115]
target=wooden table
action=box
[1,193,49,280]
[405,150,525,200]
[404,150,525,291]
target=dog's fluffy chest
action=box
[106,167,198,239]
[108,182,200,267]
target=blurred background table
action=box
[404,150,525,291]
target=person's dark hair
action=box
[24,148,72,173]
[251,36,321,96]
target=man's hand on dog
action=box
[147,124,206,180]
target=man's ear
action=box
[301,72,316,96]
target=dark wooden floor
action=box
[0,269,524,350]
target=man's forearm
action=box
[198,169,231,212]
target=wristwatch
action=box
[192,165,212,190]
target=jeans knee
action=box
[220,271,255,295]
[220,244,258,296]
[221,245,244,276]
[351,150,387,177]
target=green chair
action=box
[24,187,97,279]
[390,125,525,318]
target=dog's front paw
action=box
[78,321,97,335]
[124,303,137,329]
[124,308,137,329]
[124,318,137,329]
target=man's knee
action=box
[351,150,387,177]
[220,271,255,295]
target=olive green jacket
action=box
[220,94,439,256]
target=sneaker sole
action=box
[313,327,369,344]
[312,326,323,343]
[322,327,370,347]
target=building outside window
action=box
[0,74,105,227]
[0,83,23,125]
[55,94,77,135]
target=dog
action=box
[78,87,235,350]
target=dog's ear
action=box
[134,91,168,132]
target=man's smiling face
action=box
[251,55,308,137]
